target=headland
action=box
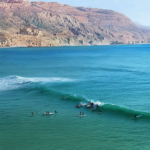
[0,0,150,47]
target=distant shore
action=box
[1,43,150,49]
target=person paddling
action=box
[98,109,102,113]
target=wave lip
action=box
[26,77,75,83]
[0,75,76,91]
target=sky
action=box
[35,0,150,26]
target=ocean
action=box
[0,45,150,150]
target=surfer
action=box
[134,115,137,118]
[76,104,81,108]
[91,107,95,112]
[62,97,66,100]
[98,109,102,113]
[61,95,70,100]
[55,110,57,113]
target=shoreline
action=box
[0,43,150,49]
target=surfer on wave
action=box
[98,109,102,113]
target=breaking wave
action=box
[60,93,150,118]
[98,103,150,118]
[1,76,150,119]
[0,75,76,91]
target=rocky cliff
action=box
[1,0,29,3]
[0,1,150,47]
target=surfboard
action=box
[136,115,142,118]
[86,105,91,108]
[78,115,86,117]
[97,112,102,114]
[76,105,82,108]
[43,113,54,115]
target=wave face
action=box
[1,75,148,118]
[0,75,76,91]
[97,103,150,118]
[17,82,150,118]
[60,90,150,118]
[66,95,150,118]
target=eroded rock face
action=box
[1,0,29,3]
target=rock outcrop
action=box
[19,27,43,36]
[0,1,150,47]
[1,0,29,3]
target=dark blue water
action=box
[0,45,150,150]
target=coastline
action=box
[0,1,150,50]
[1,43,150,49]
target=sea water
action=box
[0,45,150,150]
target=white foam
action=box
[89,100,104,106]
[0,76,75,91]
[95,101,104,106]
[26,77,75,83]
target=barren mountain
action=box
[0,0,150,47]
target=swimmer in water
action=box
[98,109,102,113]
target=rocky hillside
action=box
[0,0,150,47]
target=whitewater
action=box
[0,75,76,91]
[0,45,150,150]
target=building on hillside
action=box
[19,27,43,36]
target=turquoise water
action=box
[0,45,150,150]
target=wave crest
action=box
[0,75,76,91]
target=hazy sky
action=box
[35,0,150,26]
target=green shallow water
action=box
[0,45,150,150]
